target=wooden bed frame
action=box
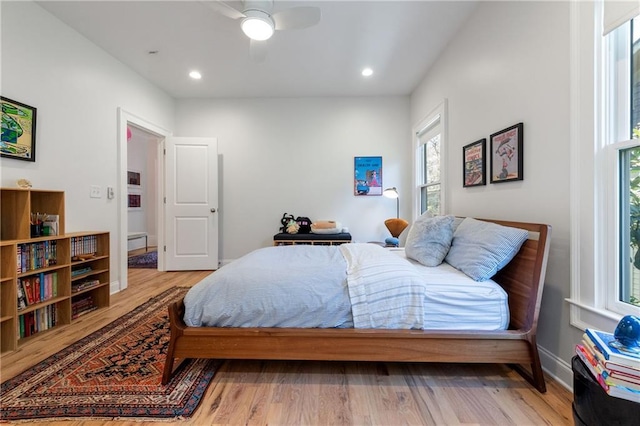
[163,219,551,392]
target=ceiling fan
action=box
[204,0,321,61]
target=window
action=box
[414,101,446,218]
[603,15,640,314]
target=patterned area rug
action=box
[128,250,158,269]
[1,287,219,421]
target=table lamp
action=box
[383,187,409,243]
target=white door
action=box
[164,137,218,271]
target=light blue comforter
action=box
[183,243,428,329]
[184,244,353,327]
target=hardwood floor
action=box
[1,261,574,425]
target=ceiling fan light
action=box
[241,11,274,41]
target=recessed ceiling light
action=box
[189,70,202,80]
[362,68,373,77]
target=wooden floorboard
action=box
[1,265,574,425]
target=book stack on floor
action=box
[575,328,640,403]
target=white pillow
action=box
[404,213,455,267]
[445,217,529,281]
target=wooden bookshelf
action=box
[0,188,109,353]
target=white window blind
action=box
[603,0,640,35]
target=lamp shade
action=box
[383,187,399,198]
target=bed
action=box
[163,218,551,392]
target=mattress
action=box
[395,249,509,330]
[183,244,509,331]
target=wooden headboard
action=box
[479,219,551,334]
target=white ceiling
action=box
[36,0,478,99]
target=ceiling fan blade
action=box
[272,6,321,30]
[250,39,268,62]
[202,0,246,20]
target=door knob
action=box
[211,208,217,213]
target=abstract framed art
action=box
[490,122,523,183]
[0,97,37,162]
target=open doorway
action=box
[126,125,160,270]
[117,109,170,292]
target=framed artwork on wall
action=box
[490,122,523,184]
[128,170,141,187]
[463,138,486,187]
[128,192,142,210]
[354,156,382,196]
[0,96,37,162]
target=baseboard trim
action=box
[540,344,573,391]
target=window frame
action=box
[412,100,448,221]
[568,1,640,334]
[602,16,640,316]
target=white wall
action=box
[411,0,575,385]
[175,97,411,262]
[0,2,175,289]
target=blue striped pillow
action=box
[444,218,529,281]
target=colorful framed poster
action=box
[490,123,523,183]
[1,97,37,162]
[463,138,486,187]
[354,156,382,196]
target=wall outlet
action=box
[107,186,115,199]
[90,185,102,198]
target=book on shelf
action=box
[72,279,100,293]
[585,328,640,368]
[21,277,35,305]
[16,281,27,310]
[71,267,92,277]
[18,304,57,339]
[72,295,97,319]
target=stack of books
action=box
[575,328,640,403]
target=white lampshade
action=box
[241,11,275,41]
[383,187,399,199]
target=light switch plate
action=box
[90,185,101,198]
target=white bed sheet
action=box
[392,248,509,330]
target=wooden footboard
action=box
[163,219,551,393]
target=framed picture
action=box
[354,156,382,196]
[490,122,523,183]
[128,192,142,210]
[128,170,141,187]
[0,97,37,162]
[463,138,486,187]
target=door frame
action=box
[117,108,170,291]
